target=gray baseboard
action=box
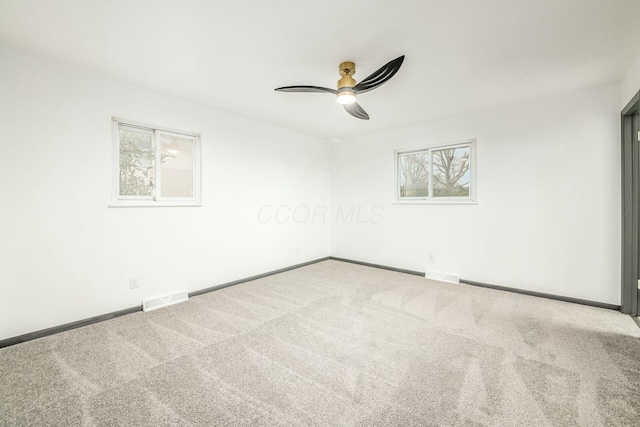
[329,256,424,277]
[0,305,142,349]
[188,257,330,297]
[1,255,624,348]
[330,256,621,311]
[0,256,330,349]
[460,279,620,311]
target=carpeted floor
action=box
[1,260,640,426]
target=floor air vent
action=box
[425,271,460,284]
[142,290,188,312]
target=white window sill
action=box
[108,201,202,208]
[393,200,477,205]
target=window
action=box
[395,140,476,203]
[111,118,201,206]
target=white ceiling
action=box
[1,0,639,139]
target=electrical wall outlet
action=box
[428,254,435,263]
[130,277,139,290]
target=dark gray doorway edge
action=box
[621,91,640,317]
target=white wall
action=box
[622,54,640,107]
[0,48,331,340]
[0,46,627,341]
[331,84,621,305]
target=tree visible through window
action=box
[119,127,156,197]
[396,141,475,202]
[432,147,470,197]
[398,151,429,197]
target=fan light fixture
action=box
[274,55,405,120]
[336,92,356,104]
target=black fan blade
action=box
[353,55,405,94]
[344,102,369,120]
[274,85,337,95]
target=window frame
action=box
[110,118,202,207]
[394,139,477,205]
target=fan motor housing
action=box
[337,61,356,89]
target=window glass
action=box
[432,146,471,197]
[113,119,201,206]
[160,134,194,198]
[118,127,155,197]
[396,141,474,203]
[398,151,429,197]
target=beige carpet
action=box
[1,260,639,426]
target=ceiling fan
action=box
[274,55,405,120]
